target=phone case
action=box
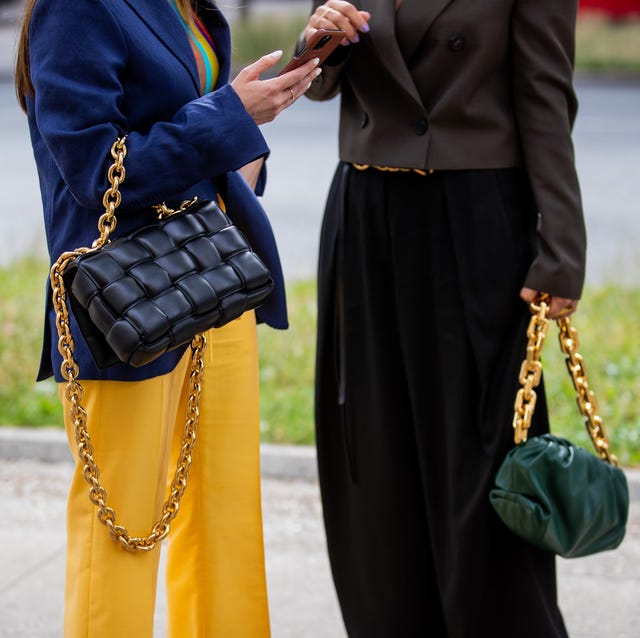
[278,29,346,77]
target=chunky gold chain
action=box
[556,316,618,465]
[513,298,618,466]
[49,137,206,551]
[513,301,548,444]
[95,137,127,248]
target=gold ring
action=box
[318,7,333,21]
[288,87,295,101]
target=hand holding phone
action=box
[277,28,346,77]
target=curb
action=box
[0,426,319,482]
[2,427,640,498]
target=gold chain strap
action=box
[49,137,206,551]
[513,298,618,466]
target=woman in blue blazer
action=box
[15,0,320,635]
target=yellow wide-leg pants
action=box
[59,312,270,637]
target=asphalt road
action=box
[1,72,639,284]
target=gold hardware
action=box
[351,163,434,176]
[512,297,618,466]
[153,197,199,220]
[556,315,618,465]
[50,137,205,551]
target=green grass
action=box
[0,257,61,427]
[541,285,640,467]
[230,12,308,75]
[576,14,640,75]
[258,280,317,444]
[2,258,639,466]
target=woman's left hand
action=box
[304,1,371,46]
[520,287,578,319]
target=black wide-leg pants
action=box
[315,164,569,638]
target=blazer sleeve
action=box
[28,0,269,212]
[512,0,586,299]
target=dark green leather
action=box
[490,434,629,558]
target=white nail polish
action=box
[313,57,321,66]
[315,68,322,76]
[270,49,283,58]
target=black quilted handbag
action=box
[51,137,274,369]
[47,137,275,551]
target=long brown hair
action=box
[15,0,196,113]
[15,0,37,113]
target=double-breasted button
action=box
[415,118,429,136]
[448,34,466,52]
[359,111,369,128]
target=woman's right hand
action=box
[231,50,321,125]
[304,1,371,46]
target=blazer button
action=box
[448,34,466,52]
[415,118,429,136]
[359,112,369,128]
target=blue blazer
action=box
[27,0,288,382]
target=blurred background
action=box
[0,0,639,461]
[0,3,639,637]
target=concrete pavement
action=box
[2,428,640,637]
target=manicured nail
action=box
[352,35,360,43]
[361,23,370,33]
[269,50,283,58]
[306,81,313,90]
[312,57,321,66]
[315,68,322,77]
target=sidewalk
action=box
[1,427,640,637]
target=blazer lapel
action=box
[363,0,455,107]
[122,0,200,93]
[396,0,454,63]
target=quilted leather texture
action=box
[64,200,273,368]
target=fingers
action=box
[276,56,322,102]
[232,56,322,125]
[276,56,322,90]
[519,287,538,304]
[548,297,578,320]
[240,49,284,81]
[519,287,578,319]
[308,1,370,44]
[287,65,322,101]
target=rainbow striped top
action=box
[170,0,219,94]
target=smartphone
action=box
[277,28,346,77]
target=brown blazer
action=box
[305,0,586,299]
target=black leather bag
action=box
[54,137,273,369]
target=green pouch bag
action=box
[490,299,629,558]
[490,433,628,558]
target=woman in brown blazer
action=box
[300,1,585,636]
